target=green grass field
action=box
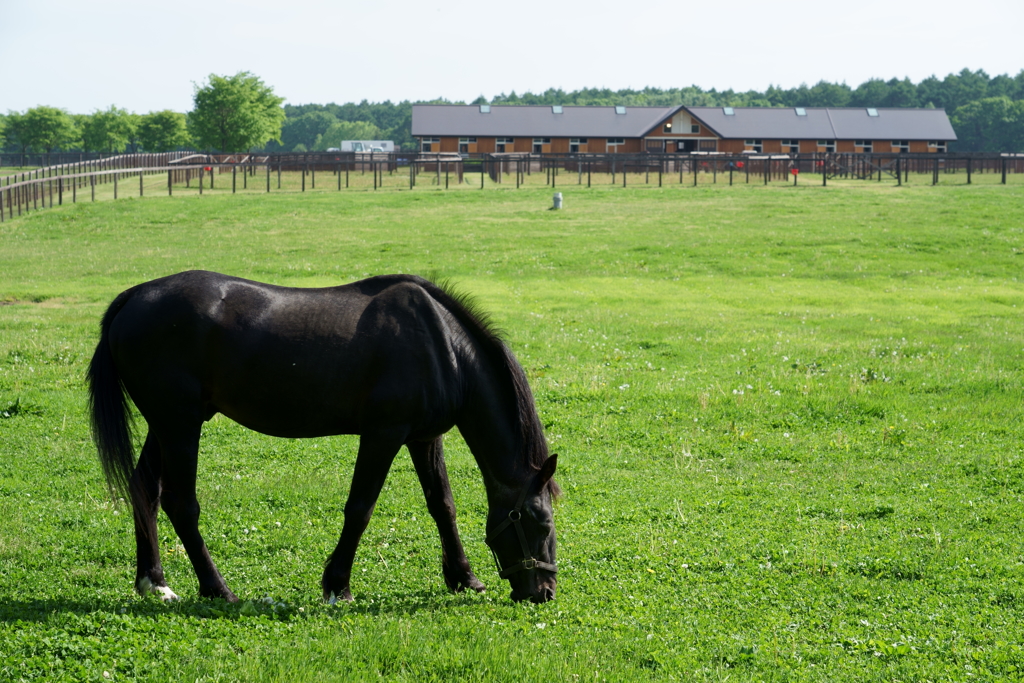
[1,181,1023,681]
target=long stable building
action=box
[412,104,957,155]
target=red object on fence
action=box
[790,168,799,175]
[204,166,212,172]
[736,161,744,169]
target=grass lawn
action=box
[1,181,1023,681]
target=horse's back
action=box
[104,271,465,438]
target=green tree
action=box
[187,71,285,152]
[882,78,918,107]
[280,111,338,151]
[850,79,891,107]
[806,81,852,107]
[82,106,137,153]
[940,68,990,111]
[951,97,1024,152]
[21,106,79,153]
[315,120,381,150]
[138,110,191,152]
[3,112,28,153]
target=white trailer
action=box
[339,141,395,153]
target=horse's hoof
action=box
[137,577,180,602]
[325,590,353,605]
[445,570,486,594]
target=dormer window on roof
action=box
[723,107,735,115]
[795,107,807,116]
[552,105,563,114]
[479,105,491,113]
[867,108,879,117]
[615,106,626,114]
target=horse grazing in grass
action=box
[88,271,558,604]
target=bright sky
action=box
[2,0,1022,114]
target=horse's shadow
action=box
[0,589,493,624]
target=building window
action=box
[691,124,700,133]
[421,137,440,152]
[745,139,763,153]
[615,106,626,115]
[723,107,735,115]
[855,140,873,153]
[459,137,477,153]
[532,138,551,153]
[495,137,514,153]
[663,122,673,133]
[893,140,909,152]
[570,138,588,153]
[928,141,947,152]
[552,105,563,114]
[782,139,800,152]
[795,107,807,116]
[479,105,491,113]
[867,108,879,117]
[818,140,836,152]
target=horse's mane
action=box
[415,276,558,494]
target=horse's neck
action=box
[457,376,532,499]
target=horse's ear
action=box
[539,454,557,484]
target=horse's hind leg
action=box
[408,437,485,594]
[157,423,237,602]
[131,432,176,601]
[322,430,405,603]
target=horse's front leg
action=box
[131,432,176,600]
[322,430,405,603]
[408,436,485,594]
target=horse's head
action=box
[486,454,558,603]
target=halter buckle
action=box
[522,558,537,570]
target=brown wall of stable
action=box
[621,139,643,153]
[717,139,744,154]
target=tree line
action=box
[3,69,1023,156]
[0,72,282,156]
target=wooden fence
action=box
[3,152,1023,222]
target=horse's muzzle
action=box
[511,583,556,604]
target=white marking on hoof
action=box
[328,591,337,605]
[137,577,180,601]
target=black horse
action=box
[88,271,558,604]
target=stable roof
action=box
[686,107,956,141]
[412,104,677,138]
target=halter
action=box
[485,484,557,579]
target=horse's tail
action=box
[87,289,137,499]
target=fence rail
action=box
[3,152,1023,223]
